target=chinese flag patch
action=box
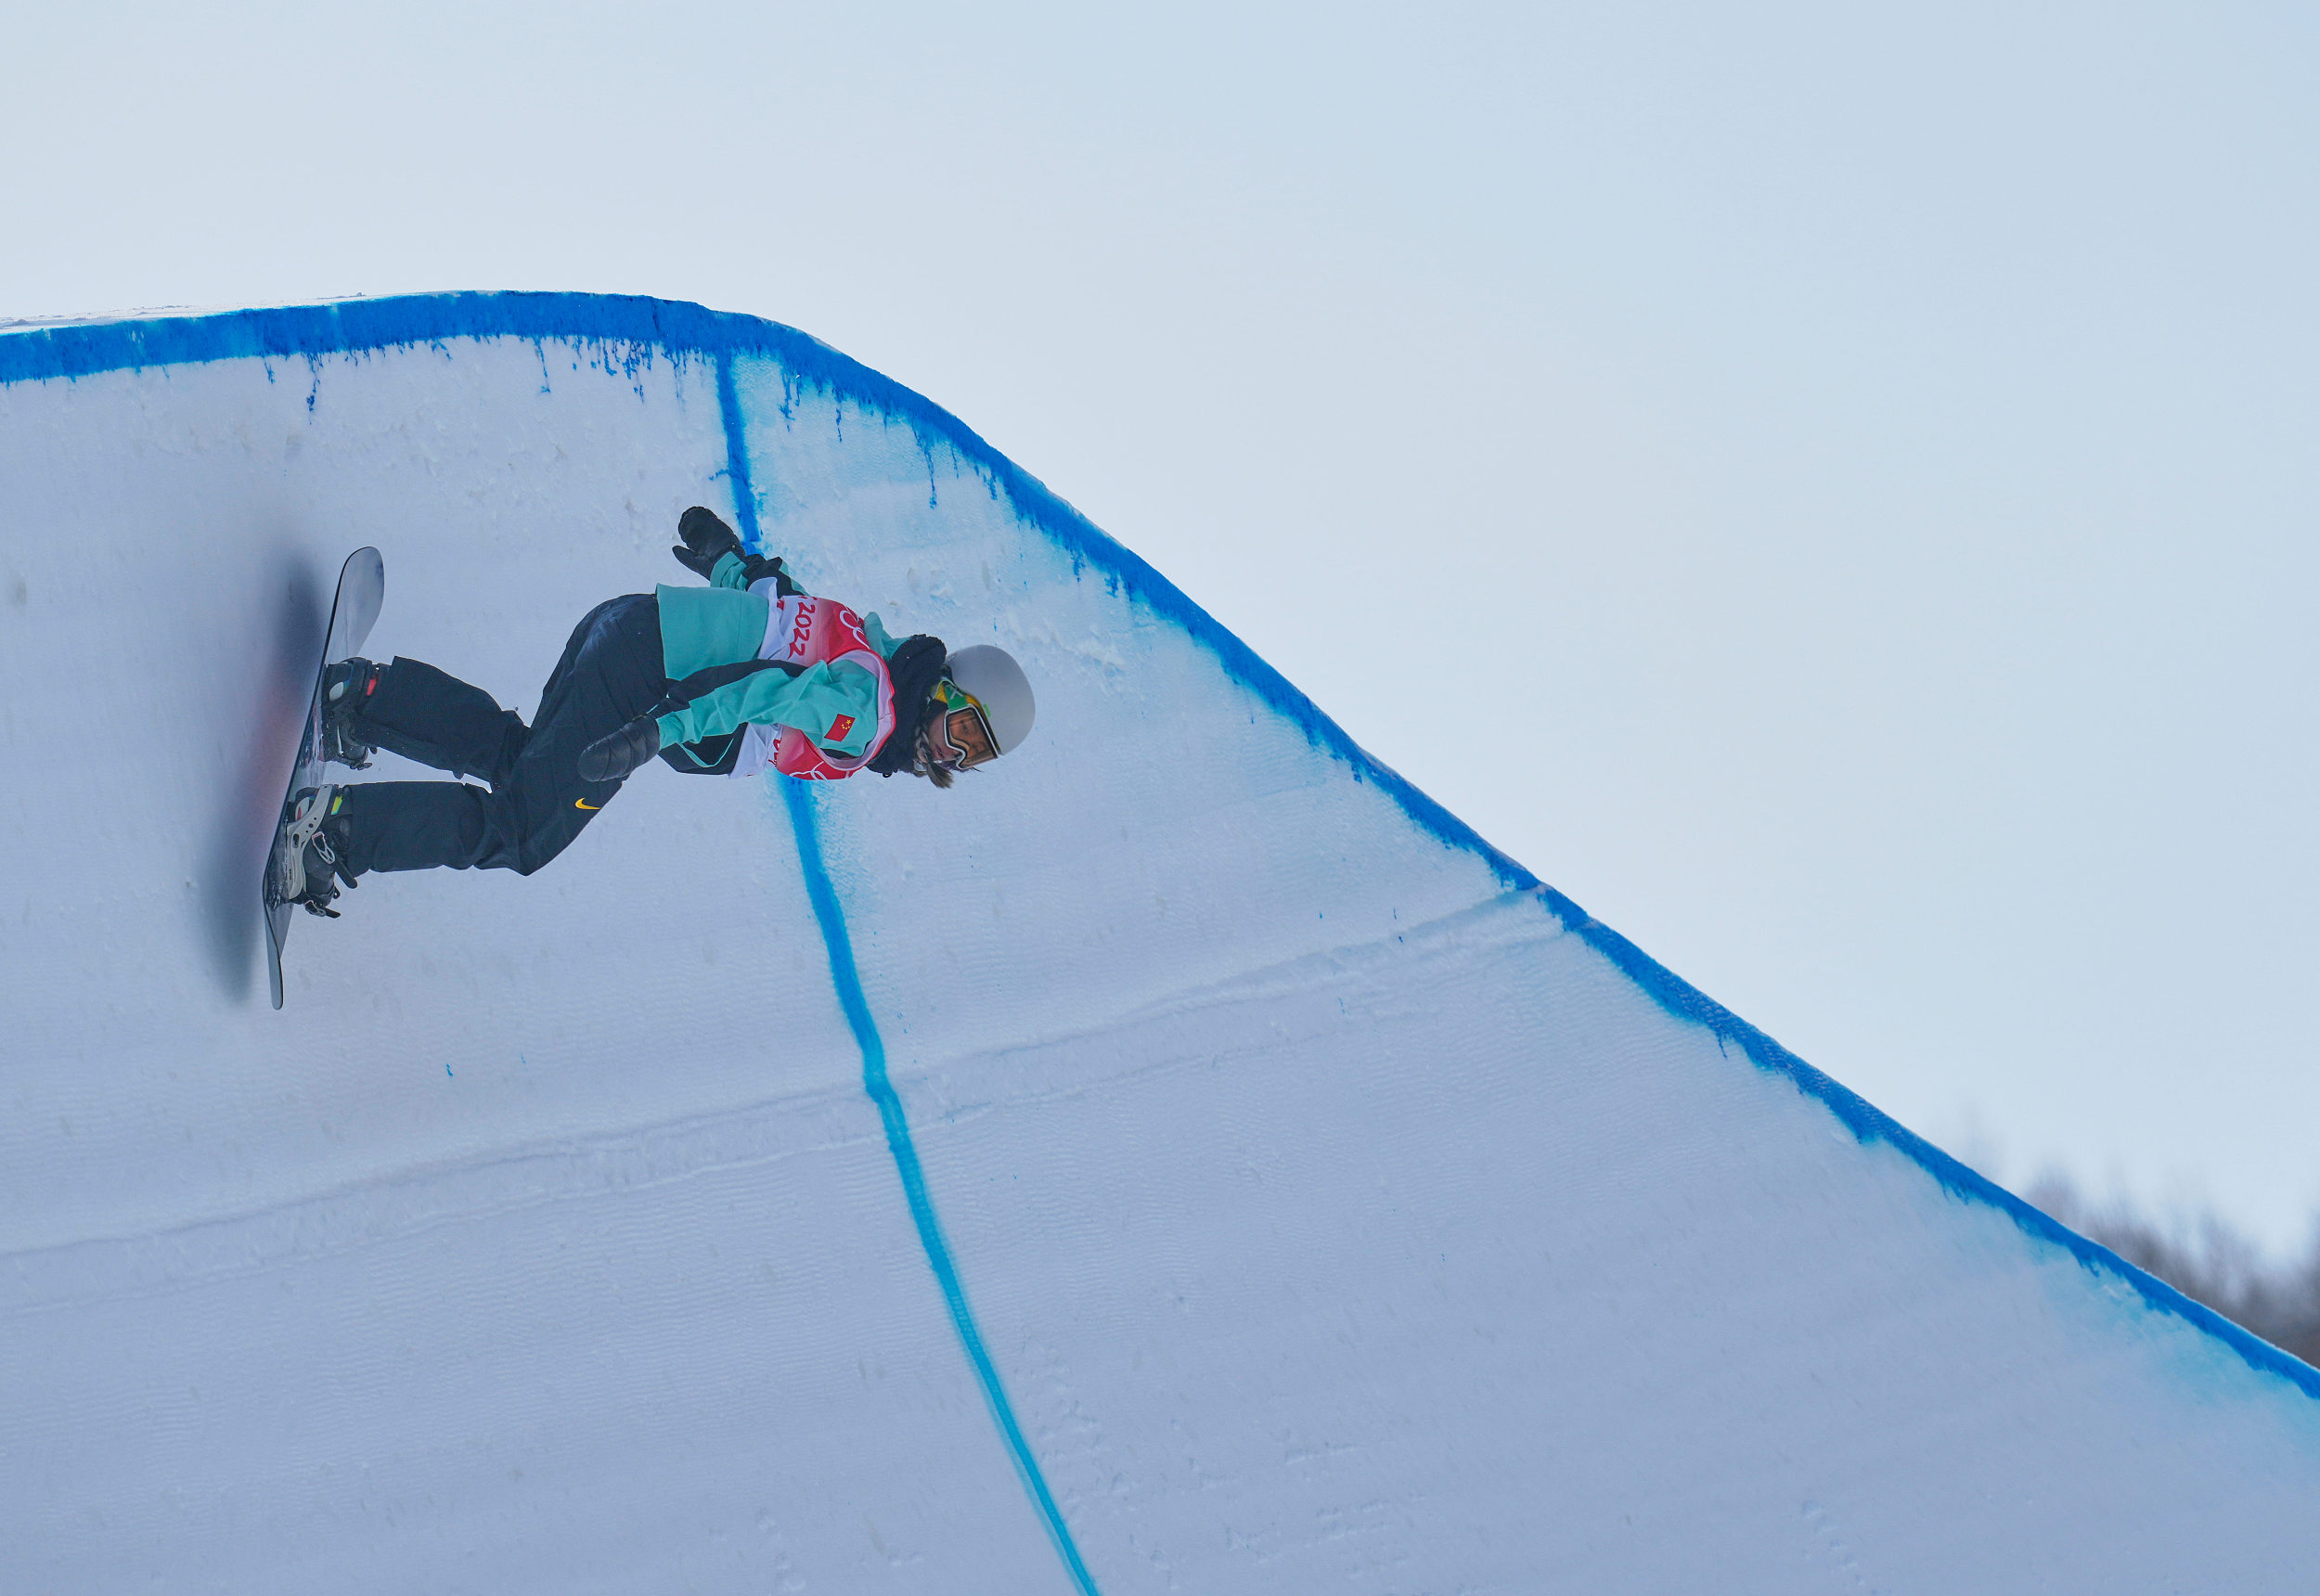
[826,714,857,741]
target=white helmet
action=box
[946,645,1036,755]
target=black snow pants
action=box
[333,594,668,877]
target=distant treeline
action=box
[2030,1177,2320,1369]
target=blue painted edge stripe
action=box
[709,357,1101,1593]
[9,290,2312,1403]
[779,780,1103,1596]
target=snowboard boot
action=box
[276,785,358,918]
[320,658,385,768]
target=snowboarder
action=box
[277,508,1035,917]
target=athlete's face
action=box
[931,704,998,770]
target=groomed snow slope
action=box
[2,293,2315,1593]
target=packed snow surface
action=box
[2,294,2316,1592]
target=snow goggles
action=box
[929,678,999,770]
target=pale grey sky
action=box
[6,1,2316,1248]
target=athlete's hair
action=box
[914,720,956,789]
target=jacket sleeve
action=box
[858,611,901,658]
[652,657,883,757]
[713,549,804,598]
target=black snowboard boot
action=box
[321,658,385,768]
[276,785,358,917]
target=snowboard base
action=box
[262,547,384,1010]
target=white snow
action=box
[1,293,2315,1592]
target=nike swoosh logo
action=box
[574,798,600,810]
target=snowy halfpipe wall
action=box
[1,294,2315,1592]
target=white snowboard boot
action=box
[275,785,356,918]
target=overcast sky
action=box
[6,0,2316,1251]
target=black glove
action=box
[579,715,663,782]
[739,553,804,597]
[672,506,741,579]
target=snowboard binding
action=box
[274,786,358,918]
[320,658,383,769]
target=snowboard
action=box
[262,547,385,1010]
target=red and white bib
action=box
[729,593,896,781]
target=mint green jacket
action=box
[652,553,900,760]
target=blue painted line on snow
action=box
[779,780,1103,1596]
[710,361,1101,1593]
[10,290,2315,1404]
[713,349,760,547]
